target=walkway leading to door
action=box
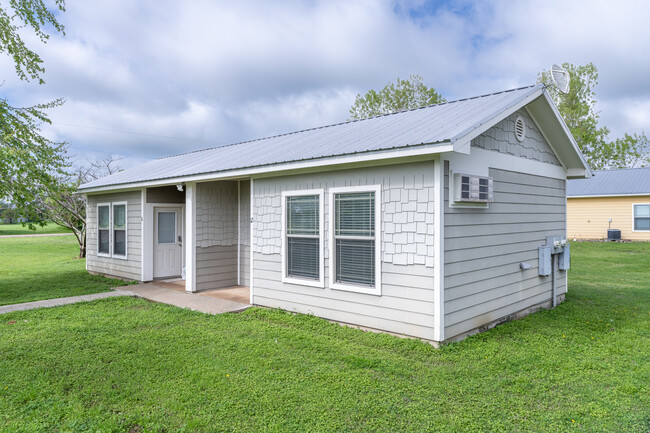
[128,283,250,314]
[1,284,250,316]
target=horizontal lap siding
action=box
[196,245,238,290]
[87,191,142,280]
[444,166,566,339]
[251,162,436,340]
[254,253,435,339]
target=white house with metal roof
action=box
[79,83,590,343]
[568,167,650,241]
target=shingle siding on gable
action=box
[472,110,561,166]
[196,181,238,248]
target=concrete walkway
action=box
[0,284,250,315]
[0,290,135,314]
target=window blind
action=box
[334,192,375,286]
[286,195,319,280]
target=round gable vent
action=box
[514,116,526,142]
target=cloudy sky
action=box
[2,0,649,168]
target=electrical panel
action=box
[453,173,493,203]
[538,246,552,276]
[538,236,570,276]
[558,243,571,270]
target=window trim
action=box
[112,201,128,259]
[281,189,324,288]
[96,201,128,260]
[632,203,650,232]
[97,203,111,257]
[329,185,382,296]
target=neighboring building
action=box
[568,167,650,241]
[78,84,591,344]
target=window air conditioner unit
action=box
[453,173,493,203]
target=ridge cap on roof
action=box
[154,83,542,162]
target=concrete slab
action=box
[127,283,250,314]
[0,290,136,314]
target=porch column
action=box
[185,181,197,293]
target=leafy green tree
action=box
[0,1,67,224]
[349,74,445,120]
[1,207,19,224]
[538,62,649,170]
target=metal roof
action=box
[568,166,650,197]
[80,84,545,190]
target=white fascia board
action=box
[568,193,650,198]
[538,91,592,178]
[449,87,545,149]
[79,143,455,194]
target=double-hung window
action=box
[98,204,111,255]
[97,202,128,259]
[633,204,650,231]
[282,190,324,288]
[329,185,381,295]
[113,203,127,257]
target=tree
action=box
[349,74,445,120]
[0,1,67,223]
[1,207,19,224]
[537,62,649,170]
[40,155,124,258]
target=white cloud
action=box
[1,0,648,167]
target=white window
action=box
[97,203,110,256]
[281,190,324,288]
[633,204,650,231]
[329,185,381,295]
[112,203,127,257]
[97,202,128,259]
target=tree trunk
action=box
[79,231,86,258]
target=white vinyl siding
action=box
[633,204,650,231]
[282,190,324,288]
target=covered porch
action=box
[143,179,251,300]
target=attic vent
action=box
[514,116,526,142]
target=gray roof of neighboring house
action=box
[80,84,547,190]
[567,166,650,197]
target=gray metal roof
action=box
[568,166,650,197]
[80,84,544,190]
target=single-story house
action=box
[568,167,650,241]
[78,83,591,344]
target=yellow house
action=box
[567,167,650,241]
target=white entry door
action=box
[154,207,183,278]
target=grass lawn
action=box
[0,242,648,432]
[0,236,132,306]
[0,221,72,236]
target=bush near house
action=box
[0,242,647,431]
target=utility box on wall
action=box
[538,246,552,276]
[538,236,570,276]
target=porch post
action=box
[185,181,197,293]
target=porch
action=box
[128,281,250,314]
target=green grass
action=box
[0,242,648,432]
[0,222,72,236]
[0,236,132,306]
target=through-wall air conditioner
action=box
[453,173,493,203]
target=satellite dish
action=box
[550,64,570,94]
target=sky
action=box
[1,0,649,169]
